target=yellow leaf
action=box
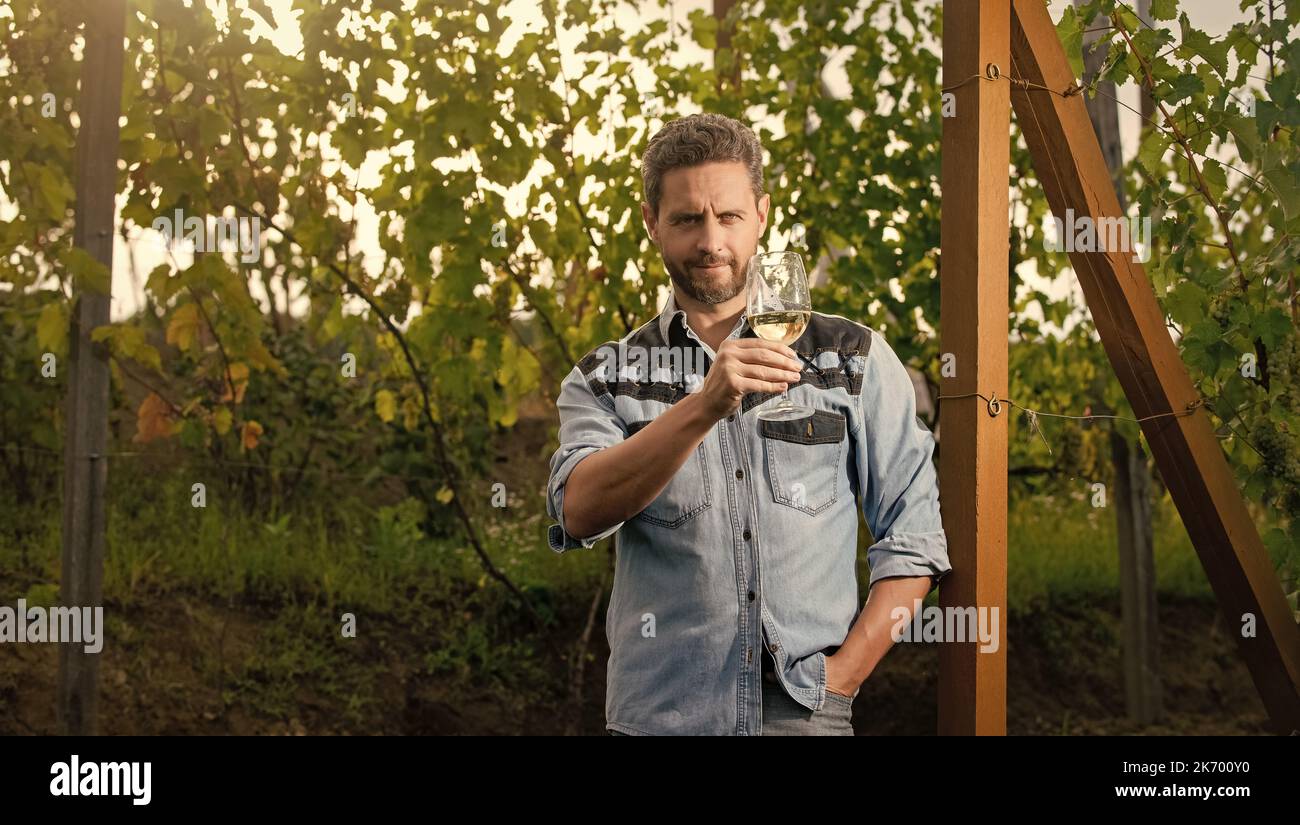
[240,419,263,451]
[133,392,176,444]
[118,325,161,371]
[468,337,488,362]
[244,338,285,377]
[375,389,397,423]
[219,362,250,404]
[401,396,420,431]
[165,302,202,353]
[212,406,232,436]
[435,486,454,504]
[134,343,162,372]
[497,403,518,428]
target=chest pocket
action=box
[626,419,712,528]
[759,409,847,516]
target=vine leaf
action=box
[134,393,177,444]
[240,420,263,452]
[166,302,203,353]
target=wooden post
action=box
[938,0,1010,736]
[59,0,126,735]
[1010,0,1300,733]
[1111,432,1163,722]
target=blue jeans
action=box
[607,681,857,735]
[760,681,857,735]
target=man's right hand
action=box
[561,339,802,539]
[695,339,804,421]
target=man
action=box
[545,113,951,735]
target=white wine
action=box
[749,310,810,345]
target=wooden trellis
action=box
[938,0,1300,735]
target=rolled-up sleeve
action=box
[854,330,952,591]
[546,362,629,553]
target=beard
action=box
[665,251,747,305]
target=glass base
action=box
[756,402,814,422]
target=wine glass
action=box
[746,250,813,421]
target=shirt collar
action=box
[656,289,751,345]
[657,289,683,341]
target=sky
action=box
[58,0,1263,334]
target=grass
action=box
[0,463,583,730]
[4,464,1291,616]
[1009,487,1208,611]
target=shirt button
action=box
[727,414,735,422]
[735,469,744,480]
[747,590,755,602]
[743,529,751,541]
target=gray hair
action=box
[640,113,765,218]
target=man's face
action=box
[642,161,770,305]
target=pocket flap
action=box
[759,409,846,445]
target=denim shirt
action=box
[545,291,952,735]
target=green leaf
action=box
[1265,69,1298,117]
[145,263,181,302]
[1056,6,1085,79]
[36,301,67,355]
[1262,164,1300,227]
[1225,113,1261,165]
[120,325,161,371]
[1137,129,1169,174]
[121,196,156,230]
[688,8,717,50]
[64,247,111,295]
[1251,308,1292,350]
[1179,15,1230,79]
[197,108,229,147]
[1200,158,1227,202]
[90,323,161,371]
[1219,372,1250,415]
[1162,73,1203,104]
[1165,280,1207,327]
[1150,0,1177,20]
[37,165,72,221]
[1225,25,1259,79]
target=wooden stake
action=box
[59,0,126,735]
[938,0,1011,736]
